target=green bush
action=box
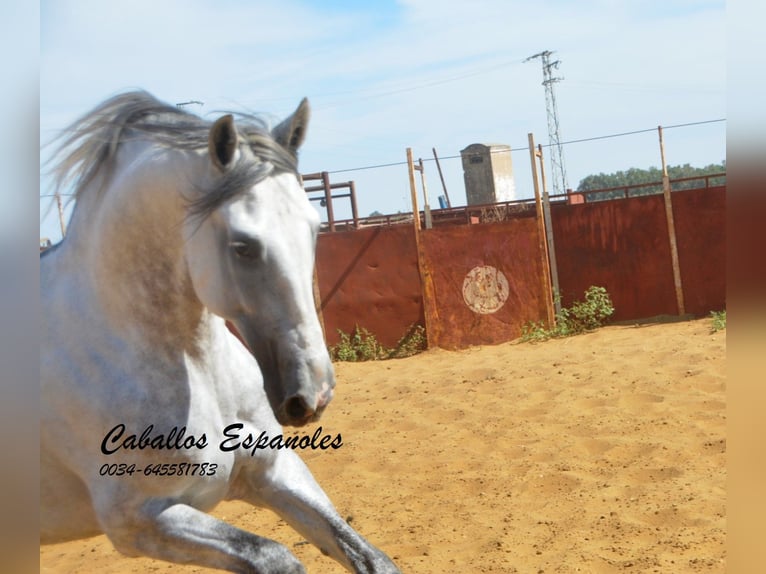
[566,286,615,333]
[330,324,427,362]
[520,320,553,343]
[709,310,726,333]
[330,326,387,362]
[521,286,615,342]
[389,324,427,359]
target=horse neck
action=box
[70,144,211,355]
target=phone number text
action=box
[99,462,218,477]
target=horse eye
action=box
[230,240,261,260]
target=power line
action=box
[39,117,726,195]
[316,57,526,107]
[327,118,726,175]
[541,118,727,149]
[663,118,727,130]
[231,57,527,111]
[325,160,409,175]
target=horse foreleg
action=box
[241,451,401,574]
[100,501,306,574]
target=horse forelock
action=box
[48,90,300,222]
[186,128,300,222]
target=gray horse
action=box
[40,91,401,574]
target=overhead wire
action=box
[39,118,726,196]
[311,57,527,110]
[325,118,726,174]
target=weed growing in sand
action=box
[389,324,427,359]
[521,286,615,342]
[710,310,726,333]
[330,324,427,362]
[331,326,387,361]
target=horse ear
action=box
[272,98,310,154]
[208,114,239,171]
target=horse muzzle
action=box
[226,320,336,427]
[279,380,335,427]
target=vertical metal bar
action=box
[407,148,421,232]
[418,158,432,229]
[407,147,436,348]
[658,126,686,315]
[528,133,555,328]
[348,181,359,229]
[537,144,562,316]
[432,147,451,208]
[321,171,335,232]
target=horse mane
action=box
[47,90,299,221]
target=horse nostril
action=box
[285,396,311,421]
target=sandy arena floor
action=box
[40,317,726,573]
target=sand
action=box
[40,317,726,573]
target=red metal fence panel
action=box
[672,186,726,315]
[316,225,423,348]
[419,215,549,349]
[551,194,678,322]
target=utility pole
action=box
[658,126,685,315]
[524,50,569,196]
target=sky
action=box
[39,0,726,243]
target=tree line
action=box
[576,161,726,201]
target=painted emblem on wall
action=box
[462,265,510,314]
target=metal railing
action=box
[313,172,726,232]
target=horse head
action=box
[184,99,335,427]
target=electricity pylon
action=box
[524,50,569,195]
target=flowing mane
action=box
[47,90,300,220]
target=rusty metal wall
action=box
[315,186,726,350]
[419,215,549,349]
[551,194,678,321]
[672,186,726,315]
[315,225,423,348]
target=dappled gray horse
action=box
[40,91,400,573]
